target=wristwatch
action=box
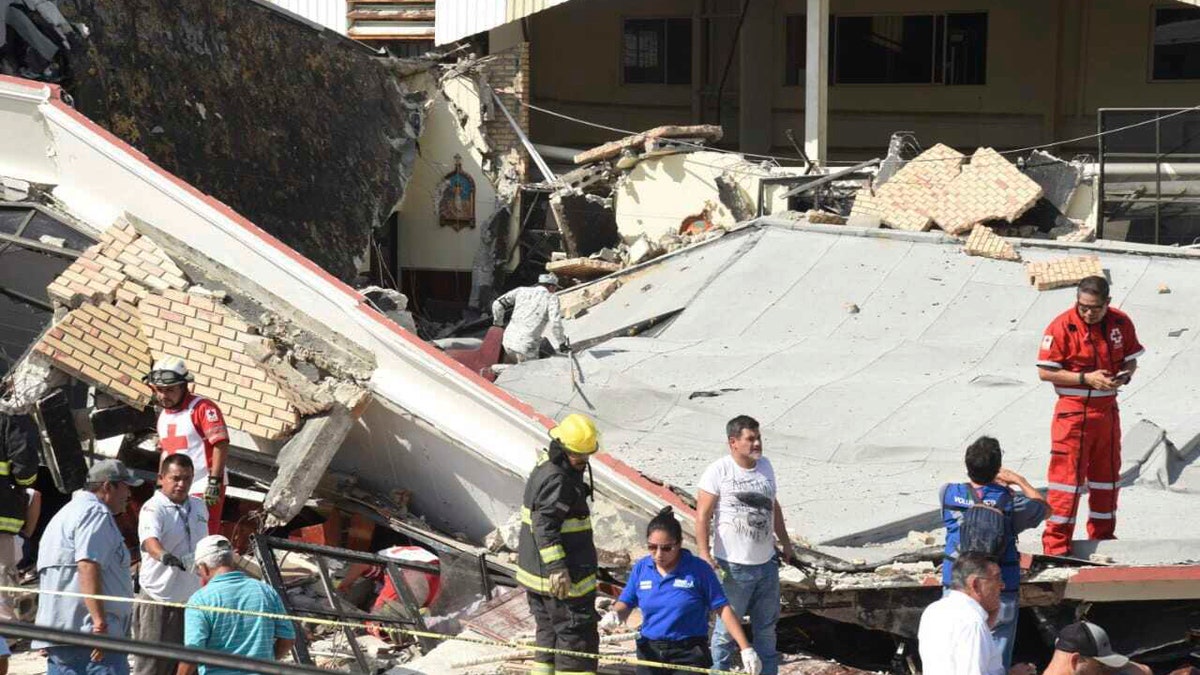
[1078,372,1085,385]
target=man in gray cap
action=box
[35,459,142,675]
[1044,622,1151,675]
[491,273,569,363]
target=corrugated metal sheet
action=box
[435,0,572,45]
[268,0,348,34]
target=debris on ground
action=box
[964,224,1022,262]
[1026,255,1105,291]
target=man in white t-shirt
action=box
[132,454,208,675]
[696,415,795,675]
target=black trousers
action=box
[527,591,599,675]
[635,637,712,675]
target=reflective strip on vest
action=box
[530,663,554,675]
[1054,387,1117,398]
[0,516,25,533]
[558,671,597,675]
[1047,482,1082,494]
[520,506,592,534]
[516,568,597,597]
[540,544,566,564]
[0,461,10,476]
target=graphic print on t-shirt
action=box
[731,486,773,541]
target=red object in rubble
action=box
[444,326,506,382]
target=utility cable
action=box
[0,585,755,675]
[517,98,1200,166]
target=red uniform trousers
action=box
[192,484,226,535]
[1043,395,1122,556]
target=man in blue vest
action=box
[940,436,1047,668]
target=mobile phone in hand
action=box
[1113,370,1132,385]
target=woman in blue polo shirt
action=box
[600,507,761,675]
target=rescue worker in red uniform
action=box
[1036,276,1144,556]
[144,358,230,535]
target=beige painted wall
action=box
[614,151,799,241]
[396,73,505,272]
[529,0,1200,158]
[528,0,697,147]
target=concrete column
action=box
[804,0,829,166]
[738,0,774,154]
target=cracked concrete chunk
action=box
[263,404,355,527]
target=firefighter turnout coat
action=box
[0,413,38,534]
[517,451,597,598]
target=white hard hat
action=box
[538,273,559,286]
[144,356,193,386]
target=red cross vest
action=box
[157,394,229,495]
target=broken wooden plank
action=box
[546,257,622,280]
[573,125,723,165]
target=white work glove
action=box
[741,647,762,675]
[598,610,622,631]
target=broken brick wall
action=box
[59,0,426,283]
[481,42,530,181]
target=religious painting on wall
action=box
[438,156,476,231]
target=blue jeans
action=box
[712,558,779,675]
[46,646,130,675]
[994,591,1019,668]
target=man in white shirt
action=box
[919,553,1036,675]
[132,454,208,675]
[696,415,795,675]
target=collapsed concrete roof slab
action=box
[0,75,682,547]
[499,220,1200,559]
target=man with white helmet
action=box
[491,273,569,363]
[143,358,229,535]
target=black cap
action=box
[1056,622,1129,668]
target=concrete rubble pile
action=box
[1,215,374,527]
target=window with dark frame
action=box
[831,12,986,85]
[784,14,806,86]
[1152,6,1200,80]
[623,18,692,84]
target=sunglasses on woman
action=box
[647,543,677,552]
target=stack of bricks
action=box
[482,42,530,180]
[47,220,187,308]
[927,148,1044,235]
[1026,255,1104,291]
[32,300,154,408]
[963,224,1021,262]
[139,290,300,439]
[849,143,965,231]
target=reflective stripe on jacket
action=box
[0,413,39,534]
[517,451,597,597]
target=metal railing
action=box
[1097,108,1200,246]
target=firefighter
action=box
[143,358,230,535]
[1036,276,1144,556]
[0,408,38,622]
[517,413,601,675]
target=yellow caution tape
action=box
[0,585,753,675]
